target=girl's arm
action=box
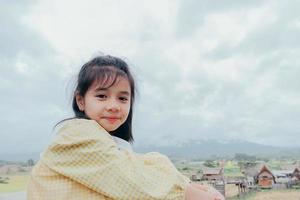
[42,119,188,200]
[185,183,225,200]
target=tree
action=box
[203,160,216,168]
[27,159,34,167]
[234,153,256,162]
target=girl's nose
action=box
[106,99,120,112]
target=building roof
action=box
[280,164,299,170]
[202,167,223,175]
[293,167,299,173]
[257,165,274,176]
[273,170,293,176]
[244,163,264,177]
[245,167,259,177]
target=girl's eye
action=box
[96,94,107,99]
[119,97,128,102]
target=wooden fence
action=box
[208,180,226,197]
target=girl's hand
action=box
[185,183,225,200]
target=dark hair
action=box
[72,55,135,143]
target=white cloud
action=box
[1,0,300,156]
[23,0,180,60]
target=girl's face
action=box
[76,77,131,132]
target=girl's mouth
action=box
[103,117,120,123]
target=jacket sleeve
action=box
[41,119,189,200]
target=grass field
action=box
[0,174,29,193]
[225,184,239,198]
[1,173,300,200]
[228,189,300,200]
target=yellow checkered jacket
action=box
[27,119,190,200]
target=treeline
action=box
[202,153,270,168]
[0,159,35,167]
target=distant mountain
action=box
[1,140,299,162]
[0,152,40,162]
[133,139,300,159]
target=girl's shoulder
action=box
[57,118,98,128]
[54,118,110,140]
[41,119,117,160]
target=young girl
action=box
[27,55,224,200]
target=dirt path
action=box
[251,190,300,200]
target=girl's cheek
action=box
[127,105,131,112]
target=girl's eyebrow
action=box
[94,88,130,95]
[119,91,130,95]
[95,88,107,92]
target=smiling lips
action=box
[102,117,120,123]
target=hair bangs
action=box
[89,66,128,90]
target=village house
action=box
[243,163,277,189]
[256,165,276,189]
[244,167,256,180]
[279,165,300,183]
[292,167,300,181]
[244,164,261,186]
[201,167,224,181]
[241,163,300,191]
[0,164,32,175]
[0,164,20,174]
[273,170,293,184]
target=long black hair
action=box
[70,55,136,143]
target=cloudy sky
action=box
[1,0,300,156]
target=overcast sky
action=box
[1,0,300,156]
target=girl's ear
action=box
[75,94,85,111]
